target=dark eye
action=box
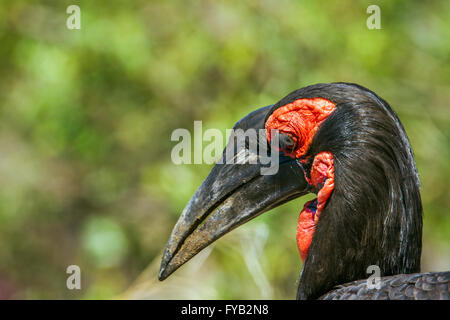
[279,133,297,153]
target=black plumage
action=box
[319,271,450,300]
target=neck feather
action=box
[296,95,423,300]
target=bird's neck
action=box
[296,159,423,300]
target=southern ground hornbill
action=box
[159,82,450,300]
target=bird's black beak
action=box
[159,106,310,280]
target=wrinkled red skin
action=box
[265,98,335,158]
[265,98,336,261]
[297,152,334,260]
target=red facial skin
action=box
[265,98,335,158]
[265,98,336,261]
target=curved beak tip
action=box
[158,251,174,281]
[158,262,166,281]
[158,269,167,281]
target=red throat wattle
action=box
[265,98,336,261]
[297,152,334,261]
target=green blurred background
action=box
[0,0,449,299]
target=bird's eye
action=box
[279,133,297,153]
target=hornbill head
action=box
[159,82,423,299]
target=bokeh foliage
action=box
[0,0,449,299]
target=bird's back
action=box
[319,271,450,300]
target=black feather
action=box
[319,271,450,300]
